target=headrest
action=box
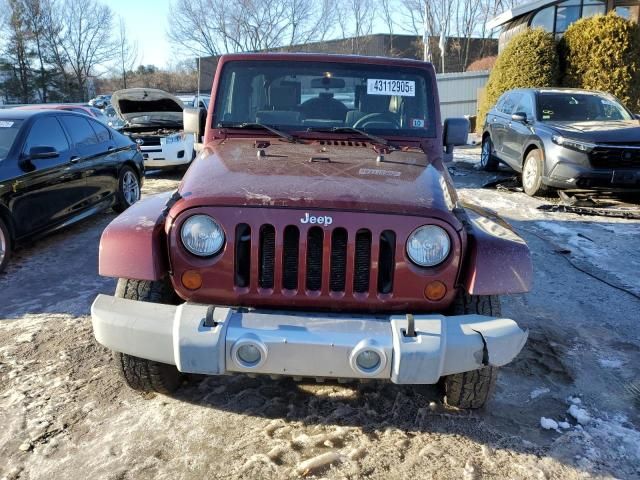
[269,85,298,109]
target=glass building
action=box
[488,0,640,50]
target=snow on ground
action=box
[1,159,640,479]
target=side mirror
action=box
[183,107,200,136]
[443,117,469,162]
[511,112,527,123]
[635,113,640,120]
[28,146,59,160]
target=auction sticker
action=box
[367,79,415,97]
[0,121,14,128]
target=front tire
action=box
[0,217,11,273]
[521,149,549,197]
[480,135,499,172]
[114,278,182,393]
[113,166,141,213]
[441,292,500,409]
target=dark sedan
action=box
[481,88,640,196]
[0,110,144,272]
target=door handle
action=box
[70,156,80,163]
[108,146,115,151]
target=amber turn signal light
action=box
[424,281,446,301]
[181,270,202,290]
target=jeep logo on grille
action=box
[300,213,333,226]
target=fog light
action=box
[237,344,261,366]
[232,338,267,369]
[349,340,386,376]
[356,350,381,371]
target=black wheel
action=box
[480,135,499,172]
[114,278,182,393]
[0,217,11,273]
[441,292,501,409]
[521,149,550,197]
[113,166,141,213]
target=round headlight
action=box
[406,225,450,267]
[181,215,225,257]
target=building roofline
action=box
[487,0,559,29]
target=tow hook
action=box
[203,306,217,327]
[403,313,417,338]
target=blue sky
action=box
[109,0,173,67]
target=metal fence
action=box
[436,70,490,119]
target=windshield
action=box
[537,92,633,122]
[214,60,436,138]
[126,113,183,126]
[0,119,22,161]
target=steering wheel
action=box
[353,112,400,129]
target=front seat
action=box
[298,92,348,121]
[256,84,302,125]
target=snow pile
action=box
[567,405,591,425]
[597,357,623,369]
[540,417,559,430]
[530,387,550,400]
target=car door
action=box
[488,93,517,157]
[10,115,86,236]
[59,115,109,209]
[494,92,521,168]
[85,118,122,207]
[502,92,535,170]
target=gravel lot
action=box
[1,152,639,480]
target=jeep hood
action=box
[175,140,460,222]
[111,88,184,124]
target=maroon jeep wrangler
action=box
[92,54,532,409]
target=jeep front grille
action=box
[235,224,396,296]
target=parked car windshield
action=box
[537,92,633,122]
[0,119,23,161]
[214,60,436,137]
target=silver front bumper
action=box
[91,295,528,384]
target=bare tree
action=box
[55,0,117,100]
[335,0,374,54]
[379,0,396,54]
[168,0,337,57]
[116,18,138,89]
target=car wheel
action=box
[0,217,11,273]
[522,149,549,197]
[440,292,501,409]
[113,166,141,213]
[114,277,183,393]
[480,136,499,171]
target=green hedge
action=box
[561,13,640,111]
[477,28,559,132]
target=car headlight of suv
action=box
[163,133,185,145]
[406,225,451,267]
[181,215,225,257]
[551,135,596,153]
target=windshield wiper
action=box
[306,126,399,151]
[219,122,300,143]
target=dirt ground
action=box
[1,152,639,480]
